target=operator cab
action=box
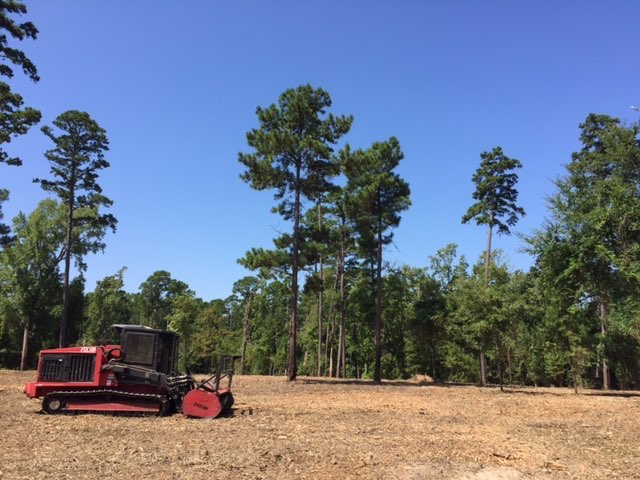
[112,325,179,375]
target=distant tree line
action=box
[1,3,639,391]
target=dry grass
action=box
[1,370,639,479]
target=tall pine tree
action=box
[343,137,411,383]
[35,110,117,347]
[462,146,525,386]
[239,85,352,380]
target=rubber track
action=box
[43,389,171,416]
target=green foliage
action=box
[0,0,40,163]
[0,1,41,240]
[136,270,191,330]
[243,280,289,375]
[531,114,640,389]
[405,269,446,379]
[239,84,352,207]
[0,1,39,82]
[447,270,491,358]
[36,110,114,225]
[445,253,518,384]
[343,138,411,256]
[462,146,525,235]
[231,276,262,375]
[166,293,202,372]
[65,276,86,346]
[0,82,41,168]
[83,268,132,345]
[0,188,11,245]
[443,342,478,383]
[191,299,241,373]
[552,114,640,290]
[428,243,469,291]
[238,245,291,280]
[0,200,64,368]
[380,267,415,378]
[343,137,411,383]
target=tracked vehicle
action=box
[24,324,239,418]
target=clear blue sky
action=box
[4,1,640,300]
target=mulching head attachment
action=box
[182,355,240,419]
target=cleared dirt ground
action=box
[1,370,639,479]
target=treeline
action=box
[2,88,638,391]
[1,4,639,390]
[231,95,639,390]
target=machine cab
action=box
[113,325,179,376]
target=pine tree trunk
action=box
[373,211,383,384]
[572,361,579,394]
[328,318,334,378]
[60,184,76,348]
[240,294,254,375]
[483,221,493,282]
[431,342,437,380]
[317,286,323,376]
[325,321,331,377]
[497,341,504,392]
[337,229,346,378]
[288,164,301,381]
[479,351,487,386]
[599,299,610,390]
[480,217,493,387]
[327,275,337,378]
[317,205,324,376]
[20,320,31,371]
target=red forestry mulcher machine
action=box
[24,324,240,419]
